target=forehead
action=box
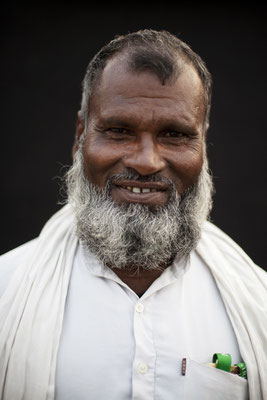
[89,57,205,126]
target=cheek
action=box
[170,149,203,192]
[183,152,203,177]
[82,138,121,186]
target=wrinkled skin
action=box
[73,56,207,295]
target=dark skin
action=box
[73,56,206,296]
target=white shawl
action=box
[0,205,77,400]
[0,205,266,399]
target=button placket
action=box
[132,298,156,400]
[137,362,148,374]
[135,302,144,313]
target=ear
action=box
[72,111,85,158]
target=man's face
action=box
[77,57,206,207]
[68,59,212,269]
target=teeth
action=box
[122,186,159,193]
[132,187,141,193]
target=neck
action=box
[111,262,172,296]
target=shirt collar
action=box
[80,242,191,297]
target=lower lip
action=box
[111,186,169,206]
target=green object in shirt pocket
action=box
[182,358,248,400]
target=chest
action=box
[55,251,247,400]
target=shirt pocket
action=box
[184,358,248,400]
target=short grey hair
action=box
[80,29,212,132]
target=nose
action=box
[122,135,166,176]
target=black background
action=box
[1,2,266,270]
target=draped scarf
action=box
[0,205,266,399]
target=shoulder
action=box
[201,220,259,264]
[199,221,267,281]
[0,239,37,296]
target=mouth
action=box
[111,180,170,206]
[119,185,160,194]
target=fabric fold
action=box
[0,207,266,399]
[197,222,267,400]
[0,205,78,400]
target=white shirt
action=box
[0,238,248,399]
[56,244,247,399]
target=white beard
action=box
[65,145,214,271]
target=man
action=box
[0,29,266,400]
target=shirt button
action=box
[137,362,148,374]
[135,303,144,313]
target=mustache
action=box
[106,172,197,203]
[108,171,174,186]
[105,172,178,205]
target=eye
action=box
[158,129,193,146]
[108,128,127,134]
[164,131,185,138]
[104,127,131,141]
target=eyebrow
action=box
[96,113,200,134]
